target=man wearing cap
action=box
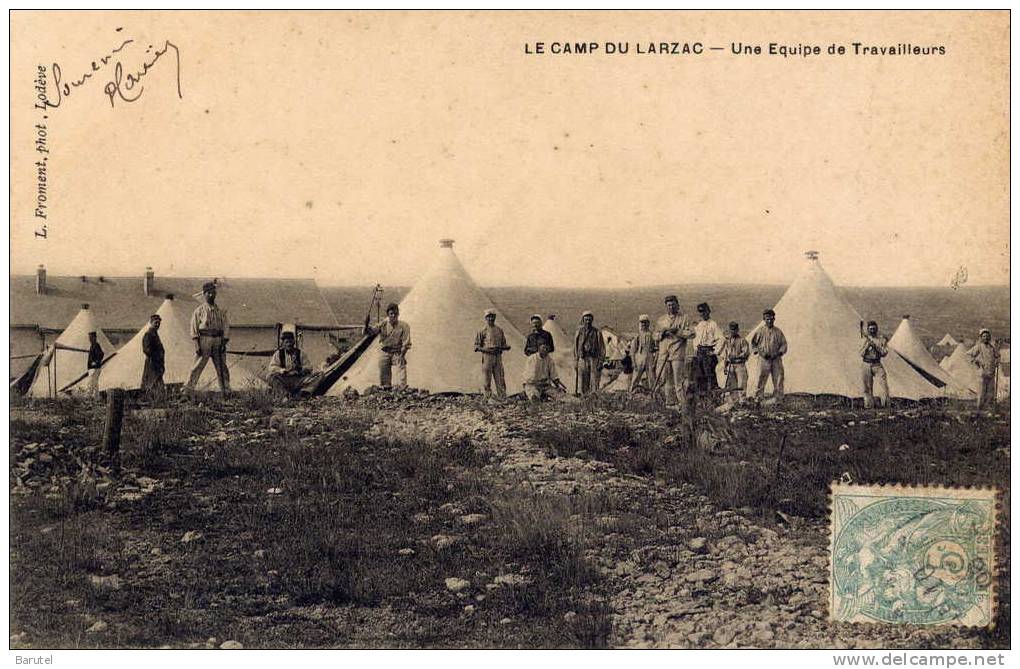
[629,315,657,392]
[523,342,569,401]
[142,314,165,394]
[524,315,555,356]
[574,311,605,395]
[719,321,750,403]
[654,295,695,406]
[475,309,511,399]
[967,328,1000,411]
[267,331,312,396]
[186,281,231,393]
[372,303,412,389]
[691,302,725,399]
[859,320,889,409]
[86,330,105,397]
[751,309,787,404]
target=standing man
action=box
[186,282,231,393]
[141,314,166,395]
[751,309,788,405]
[860,320,890,409]
[968,328,1000,411]
[629,315,657,393]
[691,302,725,398]
[719,321,750,403]
[373,303,412,389]
[654,295,695,406]
[574,311,605,395]
[86,330,105,397]
[475,309,511,399]
[524,314,555,356]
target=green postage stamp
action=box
[829,484,998,628]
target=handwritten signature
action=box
[41,29,182,110]
[103,40,182,108]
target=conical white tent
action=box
[889,316,974,398]
[27,305,116,398]
[939,344,983,398]
[744,254,941,400]
[543,315,576,376]
[937,333,959,347]
[97,296,266,392]
[331,240,529,394]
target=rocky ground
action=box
[8,392,1010,649]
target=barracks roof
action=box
[10,274,340,331]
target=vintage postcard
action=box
[8,10,1009,655]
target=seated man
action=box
[522,342,569,401]
[266,332,311,395]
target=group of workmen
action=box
[363,295,791,409]
[358,294,1004,412]
[110,282,1002,411]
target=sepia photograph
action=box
[7,8,1011,660]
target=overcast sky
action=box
[10,11,1009,289]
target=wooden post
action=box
[102,389,126,466]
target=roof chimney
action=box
[144,266,155,296]
[439,238,454,248]
[35,265,46,294]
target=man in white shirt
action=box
[691,302,725,399]
[523,342,568,401]
[186,281,231,393]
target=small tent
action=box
[888,316,974,398]
[96,296,266,392]
[27,305,116,398]
[743,253,941,400]
[939,344,982,397]
[601,327,625,360]
[543,315,576,376]
[330,239,529,394]
[937,333,959,347]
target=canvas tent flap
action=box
[27,307,116,398]
[743,256,942,400]
[939,344,983,397]
[543,316,576,374]
[888,317,975,398]
[330,240,529,395]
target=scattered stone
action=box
[266,487,283,495]
[445,577,471,593]
[220,640,243,650]
[573,450,590,460]
[459,513,488,526]
[150,547,163,556]
[85,621,108,634]
[412,513,431,524]
[493,573,530,587]
[432,534,460,551]
[10,632,28,644]
[463,605,475,614]
[686,569,717,584]
[89,574,123,590]
[688,537,708,554]
[398,548,415,556]
[712,626,736,646]
[253,549,267,558]
[500,618,512,625]
[563,611,577,622]
[181,530,204,543]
